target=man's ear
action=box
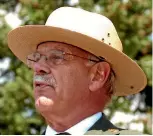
[88,62,111,92]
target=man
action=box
[8,7,147,135]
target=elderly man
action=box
[8,7,146,135]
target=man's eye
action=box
[50,55,63,60]
[34,53,40,61]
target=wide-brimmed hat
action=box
[7,7,147,96]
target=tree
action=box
[0,0,152,134]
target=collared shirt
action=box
[45,112,102,135]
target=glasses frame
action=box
[26,49,105,65]
[26,49,116,78]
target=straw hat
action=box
[7,7,147,96]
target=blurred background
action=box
[0,0,152,135]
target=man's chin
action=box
[35,96,53,111]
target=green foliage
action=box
[0,0,152,134]
[0,19,12,58]
[138,55,152,86]
[0,64,45,134]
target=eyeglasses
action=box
[26,49,105,69]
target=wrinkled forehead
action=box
[36,41,91,55]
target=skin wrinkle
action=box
[37,42,73,55]
[32,41,112,132]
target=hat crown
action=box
[45,7,122,51]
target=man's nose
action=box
[33,62,50,74]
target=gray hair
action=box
[104,69,115,97]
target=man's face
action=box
[32,42,91,117]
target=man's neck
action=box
[45,112,102,135]
[44,110,100,132]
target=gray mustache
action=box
[34,75,57,88]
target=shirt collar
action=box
[45,112,102,135]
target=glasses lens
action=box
[26,52,40,68]
[26,50,65,68]
[34,53,41,61]
[48,50,64,65]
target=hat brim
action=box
[7,25,147,96]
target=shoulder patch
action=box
[108,129,120,135]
